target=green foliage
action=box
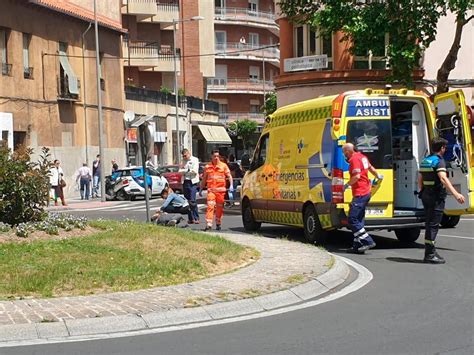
[236,119,258,149]
[262,92,277,116]
[279,0,474,87]
[178,88,186,97]
[159,86,172,95]
[0,146,51,225]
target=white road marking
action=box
[438,234,474,240]
[0,255,372,347]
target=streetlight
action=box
[172,15,204,164]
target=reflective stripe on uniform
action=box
[422,181,435,186]
[424,239,435,245]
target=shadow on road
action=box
[386,257,426,264]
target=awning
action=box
[59,50,79,95]
[197,124,232,144]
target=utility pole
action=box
[93,0,105,202]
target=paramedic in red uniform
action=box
[200,150,233,231]
[343,143,383,254]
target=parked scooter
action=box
[105,175,130,201]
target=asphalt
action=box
[0,223,355,347]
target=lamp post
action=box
[172,15,204,164]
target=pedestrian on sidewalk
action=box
[179,148,200,224]
[159,187,190,214]
[111,159,119,174]
[200,150,233,231]
[49,159,67,206]
[418,137,465,264]
[76,163,92,200]
[92,154,101,198]
[343,143,383,254]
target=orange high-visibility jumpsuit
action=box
[204,161,230,227]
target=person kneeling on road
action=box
[151,211,186,227]
[159,187,190,215]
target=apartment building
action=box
[122,0,231,164]
[274,5,473,108]
[208,0,280,128]
[0,0,125,194]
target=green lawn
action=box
[0,220,258,299]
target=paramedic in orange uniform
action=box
[200,150,233,231]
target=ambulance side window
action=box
[251,134,269,171]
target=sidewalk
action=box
[46,198,124,211]
[0,231,350,344]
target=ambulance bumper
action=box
[363,217,425,231]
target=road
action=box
[3,201,473,355]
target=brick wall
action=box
[215,59,276,80]
[215,25,278,45]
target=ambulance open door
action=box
[433,90,473,213]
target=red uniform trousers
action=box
[205,190,225,226]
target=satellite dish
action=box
[124,110,135,122]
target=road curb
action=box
[0,240,351,346]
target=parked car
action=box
[110,166,168,200]
[158,165,182,193]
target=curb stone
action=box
[0,233,351,345]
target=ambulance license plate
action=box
[366,208,384,216]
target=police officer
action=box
[418,137,465,264]
[343,143,383,254]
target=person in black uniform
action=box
[418,137,465,264]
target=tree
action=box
[262,92,277,116]
[236,119,258,150]
[278,0,473,90]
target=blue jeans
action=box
[348,193,375,248]
[80,178,91,200]
[93,175,100,197]
[183,180,199,222]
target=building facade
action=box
[208,0,280,129]
[122,0,230,164]
[0,0,125,195]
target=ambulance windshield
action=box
[346,119,392,169]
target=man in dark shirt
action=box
[418,137,465,264]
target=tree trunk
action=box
[435,16,466,95]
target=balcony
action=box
[215,7,278,31]
[215,42,279,63]
[141,1,179,25]
[122,0,158,19]
[219,112,265,124]
[123,41,180,72]
[207,78,274,94]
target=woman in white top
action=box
[49,159,67,206]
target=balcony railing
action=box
[207,78,274,93]
[219,112,265,124]
[215,42,280,61]
[215,7,276,26]
[122,0,158,16]
[2,63,12,76]
[123,40,180,71]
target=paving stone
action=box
[0,323,38,342]
[36,321,69,339]
[203,298,264,319]
[65,314,147,336]
[142,307,212,328]
[290,280,329,300]
[254,290,302,310]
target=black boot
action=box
[424,244,445,264]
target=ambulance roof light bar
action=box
[365,86,408,96]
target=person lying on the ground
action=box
[151,211,187,227]
[159,187,190,214]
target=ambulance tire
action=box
[394,227,421,243]
[303,205,327,244]
[440,214,460,228]
[242,200,261,232]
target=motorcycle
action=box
[105,175,130,201]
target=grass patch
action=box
[326,256,335,269]
[285,274,305,284]
[0,220,258,299]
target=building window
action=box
[295,26,304,57]
[99,52,105,91]
[1,28,11,76]
[249,66,260,81]
[23,33,33,79]
[215,31,227,51]
[58,41,80,99]
[354,33,389,70]
[294,25,333,69]
[250,100,260,113]
[248,0,258,13]
[249,33,259,48]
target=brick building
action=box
[0,0,125,195]
[208,0,280,133]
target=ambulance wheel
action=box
[440,214,460,228]
[242,200,261,232]
[394,228,421,243]
[303,205,327,244]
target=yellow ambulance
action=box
[241,88,473,243]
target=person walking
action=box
[159,187,190,214]
[418,137,465,264]
[200,150,233,231]
[49,159,67,206]
[342,143,383,254]
[92,154,101,198]
[180,148,200,224]
[76,163,92,200]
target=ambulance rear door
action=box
[433,90,472,213]
[344,96,394,218]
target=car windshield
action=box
[346,119,392,169]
